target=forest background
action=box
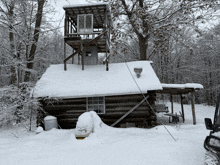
[0,0,220,127]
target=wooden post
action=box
[82,52,84,70]
[64,42,66,71]
[64,12,67,71]
[180,94,185,123]
[191,90,196,125]
[72,49,74,64]
[78,54,80,65]
[171,94,173,114]
[105,9,108,71]
[105,41,108,71]
[64,13,67,37]
[80,41,84,70]
[67,16,69,36]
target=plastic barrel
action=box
[44,116,58,131]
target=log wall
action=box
[37,91,156,129]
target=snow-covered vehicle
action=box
[204,94,220,164]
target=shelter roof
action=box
[33,61,162,98]
[156,83,203,95]
[63,3,112,28]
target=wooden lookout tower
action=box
[63,3,112,71]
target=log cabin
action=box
[32,3,163,129]
[34,61,163,128]
[33,2,203,129]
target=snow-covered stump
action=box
[75,111,103,140]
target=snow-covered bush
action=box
[0,83,40,128]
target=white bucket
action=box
[44,116,58,131]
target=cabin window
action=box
[77,14,93,33]
[87,97,105,114]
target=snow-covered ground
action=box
[0,102,215,165]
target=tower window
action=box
[77,14,93,33]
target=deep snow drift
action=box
[0,103,215,165]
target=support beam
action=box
[180,94,185,123]
[111,96,149,127]
[64,30,107,64]
[64,51,79,63]
[64,13,67,36]
[191,90,196,125]
[170,94,173,114]
[72,49,74,64]
[64,42,66,71]
[105,8,108,71]
[78,54,80,65]
[64,13,67,71]
[82,52,84,70]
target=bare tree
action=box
[110,0,219,61]
[24,0,46,82]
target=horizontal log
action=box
[59,124,76,129]
[57,98,86,104]
[105,102,149,107]
[44,104,86,110]
[100,111,150,119]
[56,113,84,118]
[105,100,145,104]
[106,106,150,112]
[102,118,153,123]
[59,118,78,123]
[106,93,147,98]
[66,110,87,113]
[45,109,67,114]
[105,95,147,101]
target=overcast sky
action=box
[49,0,88,32]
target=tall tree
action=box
[110,0,219,61]
[0,0,62,85]
[24,0,46,82]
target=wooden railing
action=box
[65,32,102,39]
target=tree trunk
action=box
[8,2,16,85]
[138,35,148,60]
[24,0,45,82]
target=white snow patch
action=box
[162,83,203,89]
[63,2,109,9]
[44,115,57,120]
[36,126,44,134]
[75,112,94,136]
[75,111,110,137]
[0,103,215,165]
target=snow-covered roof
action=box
[33,61,162,98]
[161,83,203,89]
[63,3,109,9]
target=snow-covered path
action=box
[0,103,215,165]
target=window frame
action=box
[77,14,93,34]
[86,96,105,114]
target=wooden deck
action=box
[64,32,110,53]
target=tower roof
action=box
[63,3,112,28]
